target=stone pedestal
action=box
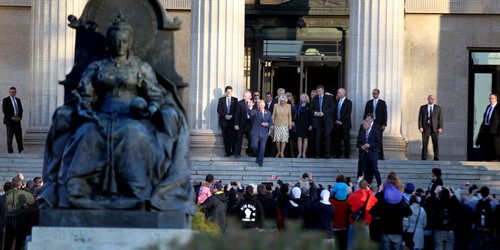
[39,209,191,229]
[25,0,88,153]
[27,227,193,250]
[348,0,407,157]
[189,0,245,155]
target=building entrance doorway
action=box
[468,51,500,160]
[259,57,341,101]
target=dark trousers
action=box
[334,229,348,250]
[307,129,316,157]
[484,130,500,161]
[251,135,267,164]
[379,128,384,158]
[234,119,252,156]
[264,136,273,157]
[334,125,350,158]
[357,150,364,177]
[221,126,235,155]
[314,122,332,157]
[421,125,439,159]
[4,216,30,250]
[6,123,23,153]
[361,151,381,186]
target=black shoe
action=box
[315,155,320,159]
[258,163,263,167]
[433,157,439,161]
[344,155,350,159]
[234,154,240,158]
[421,157,426,160]
[325,154,331,159]
[224,153,232,157]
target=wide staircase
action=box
[2,154,500,196]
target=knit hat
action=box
[320,190,331,205]
[404,183,415,194]
[213,181,223,191]
[384,184,402,204]
[292,187,301,199]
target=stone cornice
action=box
[405,0,500,14]
[0,0,31,7]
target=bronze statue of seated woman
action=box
[39,13,193,214]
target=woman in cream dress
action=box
[272,94,292,158]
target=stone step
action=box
[1,154,499,196]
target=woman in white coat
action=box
[403,195,427,250]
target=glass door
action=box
[468,51,500,160]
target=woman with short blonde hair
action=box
[272,94,292,158]
[295,93,312,158]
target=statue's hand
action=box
[147,105,158,117]
[78,109,96,121]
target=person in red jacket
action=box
[346,180,378,248]
[331,193,350,250]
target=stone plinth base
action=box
[26,227,193,250]
[40,209,191,229]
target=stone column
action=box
[26,0,87,150]
[348,0,404,136]
[189,0,245,155]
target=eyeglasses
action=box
[253,94,260,96]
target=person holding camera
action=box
[346,180,378,249]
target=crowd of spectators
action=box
[195,168,500,250]
[0,173,41,250]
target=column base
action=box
[189,130,251,157]
[23,127,49,154]
[348,133,408,160]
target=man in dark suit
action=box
[264,92,273,111]
[2,87,23,153]
[250,100,273,166]
[357,114,380,178]
[269,88,285,114]
[357,119,382,187]
[310,85,335,158]
[476,93,500,161]
[234,90,254,157]
[334,88,352,158]
[418,95,443,160]
[217,86,238,157]
[363,89,388,159]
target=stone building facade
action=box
[0,0,499,160]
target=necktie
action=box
[319,96,323,112]
[245,101,249,118]
[365,130,370,143]
[486,105,493,124]
[373,99,377,119]
[11,97,18,117]
[338,99,343,118]
[227,98,231,112]
[428,105,432,124]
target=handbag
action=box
[403,206,421,249]
[351,193,370,222]
[268,126,274,137]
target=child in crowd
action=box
[331,175,351,201]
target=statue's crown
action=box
[110,12,130,27]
